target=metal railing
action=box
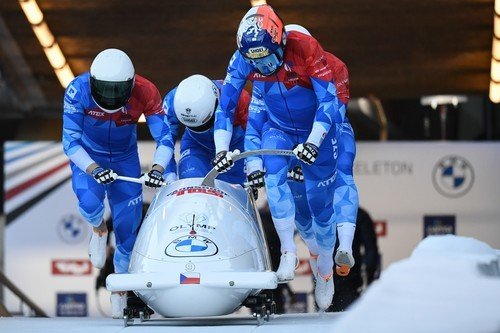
[0,269,47,317]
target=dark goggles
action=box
[243,47,284,76]
[90,76,134,111]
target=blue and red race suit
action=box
[163,80,250,185]
[215,30,349,277]
[289,51,358,249]
[63,73,173,273]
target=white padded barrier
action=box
[331,235,500,333]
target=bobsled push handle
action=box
[116,175,170,187]
[116,175,144,184]
[201,149,295,187]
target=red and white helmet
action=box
[236,5,286,75]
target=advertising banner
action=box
[3,141,500,316]
[354,142,500,266]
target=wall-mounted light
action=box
[495,15,500,38]
[44,44,66,69]
[19,0,43,25]
[490,80,500,103]
[491,1,500,102]
[32,22,54,48]
[421,95,467,140]
[19,0,74,88]
[54,64,74,89]
[250,0,267,6]
[493,37,500,60]
[491,58,500,82]
[421,95,467,109]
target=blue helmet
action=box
[236,5,286,76]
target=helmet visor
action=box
[188,99,218,133]
[243,48,283,76]
[90,77,134,112]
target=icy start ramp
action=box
[0,313,342,333]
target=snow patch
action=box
[331,235,500,333]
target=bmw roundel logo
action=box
[175,238,208,252]
[165,235,218,257]
[57,214,88,244]
[432,155,474,198]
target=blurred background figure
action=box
[327,207,381,312]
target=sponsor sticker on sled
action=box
[167,186,226,198]
[180,272,200,285]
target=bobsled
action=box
[106,149,294,324]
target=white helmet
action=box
[90,48,135,113]
[285,24,311,36]
[173,74,219,132]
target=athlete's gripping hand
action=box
[293,142,319,165]
[251,187,260,200]
[211,149,240,173]
[247,170,266,188]
[143,169,164,188]
[92,167,117,185]
[246,170,265,200]
[287,166,304,182]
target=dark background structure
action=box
[0,0,498,141]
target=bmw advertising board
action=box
[432,155,474,198]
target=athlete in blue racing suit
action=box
[62,49,174,279]
[211,5,352,310]
[283,25,358,280]
[162,74,250,185]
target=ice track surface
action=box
[0,313,343,333]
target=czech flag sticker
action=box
[180,272,200,284]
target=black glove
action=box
[211,150,235,173]
[92,167,117,184]
[287,166,304,182]
[143,169,164,188]
[247,170,266,188]
[251,187,259,200]
[293,142,319,165]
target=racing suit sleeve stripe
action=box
[146,114,174,169]
[162,89,180,175]
[305,41,344,147]
[145,86,174,169]
[62,79,95,172]
[244,86,267,175]
[163,88,180,143]
[214,129,233,154]
[215,51,250,153]
[69,147,95,172]
[152,144,173,170]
